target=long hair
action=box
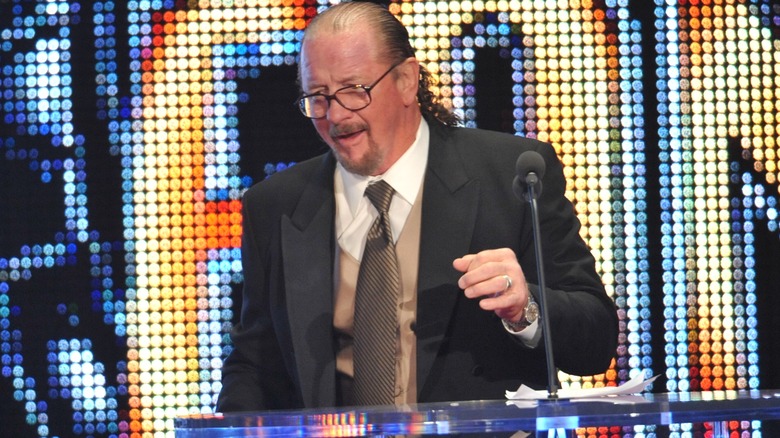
[302,2,461,127]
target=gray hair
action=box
[301,1,461,126]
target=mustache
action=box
[329,123,367,138]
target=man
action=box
[217,1,617,411]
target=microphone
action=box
[512,150,545,201]
[513,151,558,399]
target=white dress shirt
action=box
[335,120,429,259]
[333,118,539,344]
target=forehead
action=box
[299,29,381,85]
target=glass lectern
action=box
[175,390,780,437]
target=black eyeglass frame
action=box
[296,60,405,119]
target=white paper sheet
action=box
[506,373,659,400]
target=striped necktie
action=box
[353,180,400,406]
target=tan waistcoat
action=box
[333,190,423,406]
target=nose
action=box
[325,98,353,123]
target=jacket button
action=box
[471,365,484,376]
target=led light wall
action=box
[655,1,777,435]
[1,1,779,437]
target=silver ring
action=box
[503,275,513,291]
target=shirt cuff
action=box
[503,319,542,348]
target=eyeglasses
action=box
[296,61,403,119]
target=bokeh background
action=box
[1,0,780,437]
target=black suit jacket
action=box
[217,122,618,412]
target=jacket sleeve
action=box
[528,142,618,376]
[216,190,300,412]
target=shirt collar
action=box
[337,119,429,215]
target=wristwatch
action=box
[502,293,539,332]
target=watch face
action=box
[525,302,540,323]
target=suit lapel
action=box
[281,154,337,408]
[277,129,480,404]
[416,125,479,393]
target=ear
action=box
[396,57,420,106]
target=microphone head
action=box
[515,150,546,181]
[513,151,546,201]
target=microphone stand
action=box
[525,172,559,400]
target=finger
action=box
[458,259,510,290]
[490,275,513,298]
[452,254,476,272]
[478,289,523,318]
[462,273,513,299]
[454,248,517,273]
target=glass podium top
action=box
[175,390,780,437]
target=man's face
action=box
[299,28,415,176]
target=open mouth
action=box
[334,129,364,142]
